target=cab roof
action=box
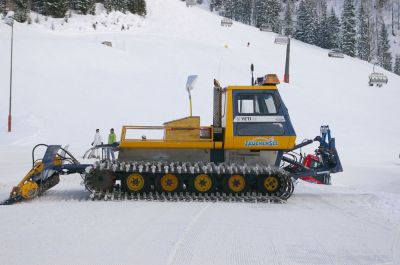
[225,85,278,91]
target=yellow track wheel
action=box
[20,180,39,200]
[263,175,280,193]
[125,173,145,192]
[160,174,179,192]
[227,175,246,193]
[193,174,213,193]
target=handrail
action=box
[121,125,214,142]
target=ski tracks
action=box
[166,203,210,265]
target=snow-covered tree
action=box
[377,23,392,71]
[265,0,281,33]
[341,0,356,57]
[14,0,29,22]
[295,0,317,44]
[42,0,69,18]
[102,0,111,12]
[71,0,95,15]
[234,0,251,25]
[31,0,44,14]
[240,0,252,25]
[222,0,234,19]
[254,0,267,27]
[135,0,146,16]
[356,1,371,62]
[394,55,400,75]
[111,0,127,12]
[283,0,294,36]
[315,0,330,48]
[0,0,7,16]
[327,8,341,49]
[210,0,223,12]
[126,0,137,14]
[127,0,146,16]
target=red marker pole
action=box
[7,19,14,132]
[284,37,290,83]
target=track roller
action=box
[155,173,182,193]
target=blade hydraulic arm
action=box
[1,144,90,205]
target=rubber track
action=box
[89,190,287,204]
[84,160,294,203]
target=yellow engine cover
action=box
[20,181,39,200]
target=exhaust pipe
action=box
[213,79,222,128]
[213,79,223,140]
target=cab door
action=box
[232,90,292,150]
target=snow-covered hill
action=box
[0,0,399,264]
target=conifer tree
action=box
[138,0,146,16]
[341,0,356,57]
[377,23,392,71]
[316,0,330,48]
[295,0,316,44]
[31,0,45,14]
[0,0,7,15]
[254,0,267,27]
[127,0,146,16]
[71,0,95,15]
[14,0,29,22]
[356,1,371,62]
[394,55,400,75]
[327,8,340,48]
[240,0,252,25]
[295,0,307,42]
[111,0,126,13]
[103,0,113,13]
[233,0,243,21]
[234,0,251,24]
[283,0,294,36]
[223,0,235,19]
[42,0,69,18]
[210,0,223,12]
[265,0,281,33]
[127,0,137,14]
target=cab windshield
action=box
[237,94,277,115]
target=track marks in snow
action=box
[167,203,210,265]
[288,192,393,264]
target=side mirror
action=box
[186,75,198,92]
[186,75,198,116]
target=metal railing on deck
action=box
[121,125,214,142]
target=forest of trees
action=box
[209,0,400,75]
[2,0,400,75]
[0,0,146,22]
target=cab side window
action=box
[237,94,277,115]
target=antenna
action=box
[251,64,254,85]
[186,75,198,116]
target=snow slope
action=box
[0,0,400,264]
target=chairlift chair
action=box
[186,0,196,7]
[221,18,233,27]
[274,35,289,45]
[259,24,272,32]
[369,73,388,87]
[328,49,344,58]
[368,64,388,87]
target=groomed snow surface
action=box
[0,1,400,264]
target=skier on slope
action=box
[107,128,117,161]
[91,129,103,159]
